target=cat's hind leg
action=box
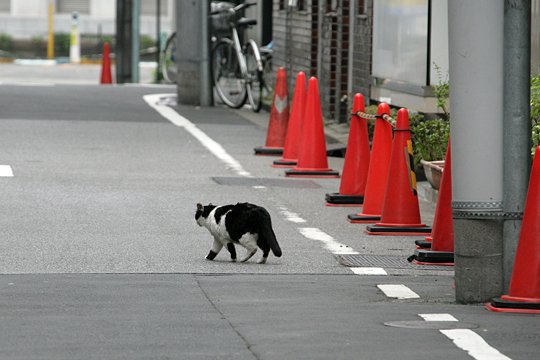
[226,243,237,262]
[239,233,258,262]
[258,248,270,264]
[206,238,223,260]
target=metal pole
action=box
[131,0,140,83]
[200,0,213,106]
[156,0,162,82]
[503,0,531,291]
[448,0,505,303]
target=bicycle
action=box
[210,2,264,112]
[259,40,273,97]
[161,31,177,83]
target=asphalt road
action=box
[0,68,538,359]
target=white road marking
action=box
[351,267,387,275]
[0,165,13,177]
[298,227,358,255]
[143,94,252,178]
[279,208,307,223]
[419,313,458,322]
[440,329,512,360]
[377,284,420,299]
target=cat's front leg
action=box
[206,238,223,260]
[226,243,237,262]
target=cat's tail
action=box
[260,215,282,257]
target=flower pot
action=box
[420,159,445,190]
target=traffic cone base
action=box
[486,298,540,314]
[285,168,339,178]
[254,146,283,156]
[325,193,364,206]
[272,159,297,168]
[366,223,431,236]
[407,249,454,266]
[415,238,432,249]
[347,213,381,224]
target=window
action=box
[57,0,90,14]
[358,0,366,15]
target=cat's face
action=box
[195,203,214,227]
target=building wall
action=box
[0,0,174,39]
[273,0,364,123]
[273,0,316,88]
[351,0,373,106]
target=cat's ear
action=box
[197,203,203,211]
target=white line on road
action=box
[143,94,252,178]
[279,207,307,223]
[440,329,512,360]
[0,165,13,177]
[298,227,359,255]
[377,284,420,299]
[350,267,387,275]
[419,313,458,322]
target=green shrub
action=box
[0,33,13,51]
[54,33,70,56]
[531,75,540,155]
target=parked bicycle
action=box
[161,32,177,83]
[210,2,264,112]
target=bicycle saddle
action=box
[237,17,257,28]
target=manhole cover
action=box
[338,254,453,271]
[384,321,478,330]
[212,177,321,189]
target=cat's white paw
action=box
[257,257,267,264]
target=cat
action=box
[195,202,282,264]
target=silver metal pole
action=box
[200,0,213,106]
[503,0,531,291]
[448,0,505,303]
[131,0,140,83]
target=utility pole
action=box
[116,0,133,83]
[131,0,140,83]
[502,0,531,291]
[176,0,212,106]
[448,0,505,303]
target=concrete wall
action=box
[0,0,174,38]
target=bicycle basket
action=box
[210,2,234,32]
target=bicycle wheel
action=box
[211,39,247,109]
[162,32,177,83]
[262,54,273,96]
[245,39,263,112]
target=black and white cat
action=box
[195,202,282,264]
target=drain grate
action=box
[212,177,321,189]
[338,254,453,271]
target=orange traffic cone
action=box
[366,108,431,235]
[285,77,339,178]
[273,72,307,168]
[100,42,112,84]
[325,93,370,206]
[254,67,289,156]
[408,139,454,264]
[348,103,392,222]
[486,146,540,314]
